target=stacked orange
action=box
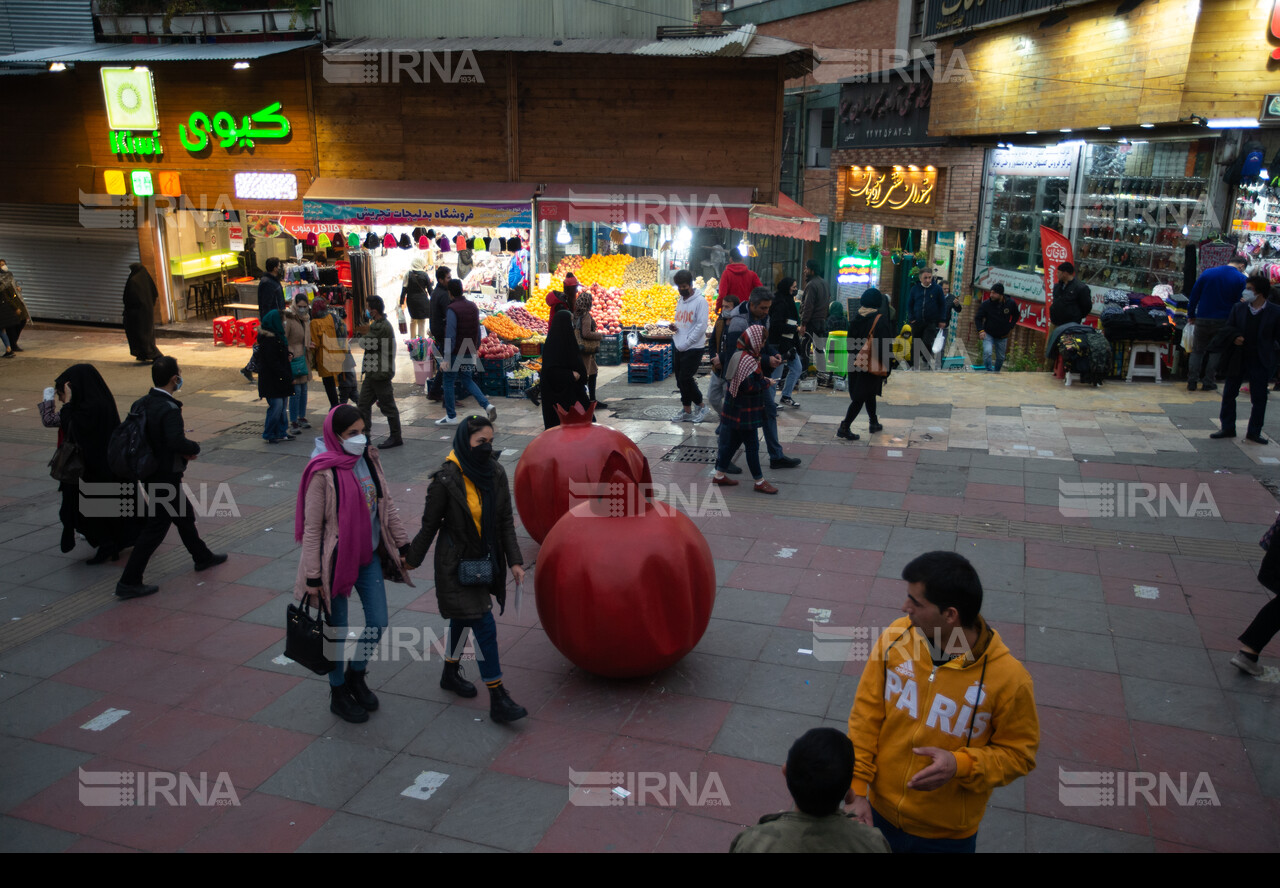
[483,314,535,341]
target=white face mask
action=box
[1243,289,1256,302]
[341,434,367,455]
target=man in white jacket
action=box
[670,269,710,423]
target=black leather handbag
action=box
[458,555,494,586]
[285,598,337,675]
[48,440,84,483]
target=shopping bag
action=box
[931,331,944,356]
[1181,322,1195,352]
[396,306,408,336]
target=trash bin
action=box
[825,331,850,375]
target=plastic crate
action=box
[234,318,260,348]
[505,373,536,398]
[482,354,518,373]
[627,362,658,383]
[479,370,509,397]
[518,341,542,356]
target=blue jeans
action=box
[982,335,1009,372]
[0,329,9,351]
[448,612,502,683]
[443,364,491,420]
[772,353,803,399]
[717,423,762,481]
[289,382,308,424]
[327,558,389,687]
[872,808,976,853]
[263,397,288,440]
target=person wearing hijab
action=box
[837,288,893,441]
[712,326,778,494]
[295,405,413,724]
[400,256,432,341]
[404,415,528,723]
[540,308,589,429]
[258,309,295,443]
[769,276,803,408]
[122,263,162,363]
[39,364,142,563]
[545,288,572,317]
[574,290,608,409]
[309,295,345,409]
[284,294,313,435]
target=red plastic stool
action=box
[212,316,236,346]
[234,318,261,348]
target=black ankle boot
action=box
[836,423,859,441]
[869,420,884,433]
[344,667,379,711]
[488,683,528,723]
[330,683,369,723]
[440,661,478,698]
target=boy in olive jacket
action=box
[356,295,403,448]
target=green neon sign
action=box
[131,170,154,196]
[179,101,291,152]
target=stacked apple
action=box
[506,305,549,334]
[479,338,520,360]
[587,283,624,335]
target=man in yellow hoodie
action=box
[846,551,1039,852]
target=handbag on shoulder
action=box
[285,597,337,675]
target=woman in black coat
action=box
[257,310,296,443]
[123,263,162,363]
[837,288,894,441]
[38,364,143,562]
[404,416,528,723]
[539,303,589,429]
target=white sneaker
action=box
[435,416,461,426]
[672,410,692,423]
[691,405,710,423]
[486,404,498,421]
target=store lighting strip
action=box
[234,172,298,201]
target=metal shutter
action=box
[0,203,140,325]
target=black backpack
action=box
[107,402,161,481]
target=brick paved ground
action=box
[0,326,1276,852]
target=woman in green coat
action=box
[404,415,528,723]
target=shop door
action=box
[0,203,140,325]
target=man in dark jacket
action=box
[357,295,403,448]
[974,284,1022,372]
[257,257,286,316]
[426,266,453,401]
[1049,262,1093,327]
[1187,254,1248,391]
[800,260,831,374]
[718,288,801,470]
[908,268,947,369]
[116,356,226,599]
[1213,273,1280,444]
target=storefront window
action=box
[1074,141,1210,294]
[983,174,1069,274]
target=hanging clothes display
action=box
[346,249,375,324]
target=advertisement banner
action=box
[1040,225,1073,316]
[304,200,532,228]
[988,144,1079,178]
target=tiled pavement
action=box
[1,327,1279,852]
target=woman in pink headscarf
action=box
[293,404,413,724]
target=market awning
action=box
[536,184,755,230]
[302,178,537,228]
[0,39,318,64]
[749,193,820,242]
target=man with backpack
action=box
[115,356,226,599]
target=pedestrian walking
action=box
[1187,254,1248,391]
[1231,519,1280,676]
[670,269,709,423]
[540,307,589,429]
[907,267,946,369]
[309,295,346,409]
[706,292,740,416]
[837,288,892,441]
[800,260,831,374]
[295,405,413,724]
[1048,261,1093,327]
[115,357,227,599]
[257,310,294,443]
[973,284,1022,372]
[846,551,1039,853]
[122,263,162,363]
[437,279,498,427]
[242,257,287,383]
[1212,271,1280,444]
[426,266,452,402]
[357,295,404,448]
[39,364,142,563]
[400,256,432,341]
[769,276,803,408]
[712,325,778,494]
[284,294,313,434]
[574,289,608,409]
[404,415,529,723]
[717,257,761,316]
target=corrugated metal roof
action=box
[632,23,755,57]
[0,38,317,64]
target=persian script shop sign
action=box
[846,166,937,212]
[924,0,1093,41]
[838,66,943,149]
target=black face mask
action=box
[474,442,494,458]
